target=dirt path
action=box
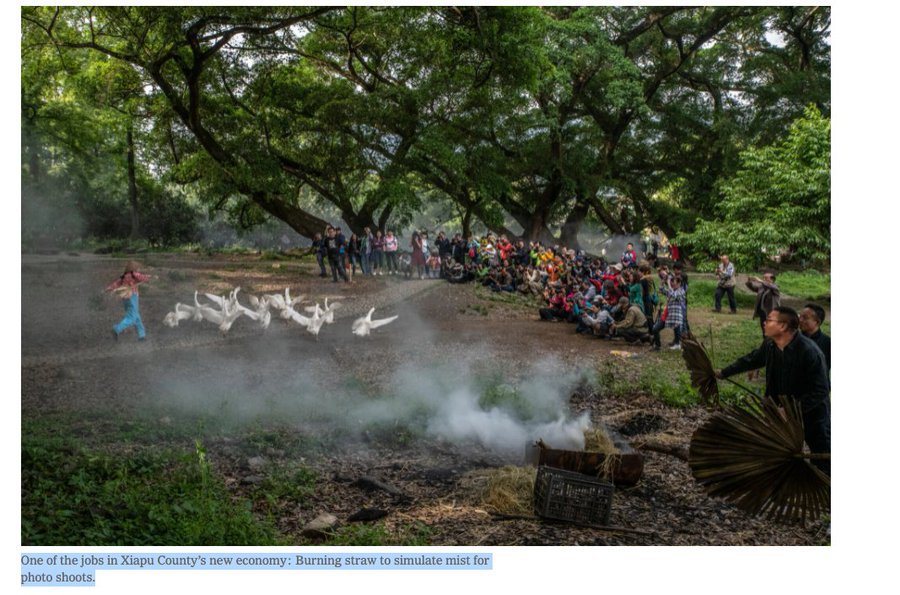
[21,253,828,546]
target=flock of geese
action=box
[162,286,398,338]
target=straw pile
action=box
[459,466,537,516]
[583,427,620,454]
[584,427,621,478]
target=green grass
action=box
[774,270,830,301]
[22,426,282,545]
[686,278,757,310]
[597,308,768,408]
[251,464,317,517]
[322,522,432,546]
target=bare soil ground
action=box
[21,252,828,546]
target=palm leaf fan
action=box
[680,333,720,407]
[689,394,830,524]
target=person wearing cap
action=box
[105,260,152,341]
[800,303,830,373]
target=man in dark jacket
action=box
[800,303,831,373]
[436,231,452,260]
[717,306,830,474]
[746,272,781,336]
[325,226,348,283]
[311,232,327,277]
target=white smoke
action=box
[148,339,592,461]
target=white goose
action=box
[305,297,341,324]
[229,288,271,329]
[279,288,307,321]
[193,291,243,333]
[163,302,202,327]
[301,304,327,339]
[351,307,399,337]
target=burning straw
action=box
[584,427,621,479]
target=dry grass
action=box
[583,427,620,454]
[459,466,537,516]
[584,427,621,478]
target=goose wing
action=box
[368,315,398,330]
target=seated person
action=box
[578,304,615,338]
[610,297,650,343]
[539,287,566,321]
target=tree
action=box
[676,105,830,269]
[22,6,831,246]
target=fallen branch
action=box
[635,440,690,461]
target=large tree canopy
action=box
[21,6,830,251]
[677,105,830,270]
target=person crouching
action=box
[610,297,650,343]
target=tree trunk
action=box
[251,191,331,239]
[461,205,473,239]
[559,201,589,251]
[126,124,140,239]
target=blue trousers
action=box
[114,293,146,339]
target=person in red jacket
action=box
[105,260,152,341]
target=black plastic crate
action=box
[533,465,614,527]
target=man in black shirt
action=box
[800,303,831,373]
[325,226,348,283]
[717,306,830,475]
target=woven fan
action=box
[681,331,761,408]
[689,394,830,524]
[680,334,720,407]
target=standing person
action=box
[371,229,385,275]
[669,242,680,262]
[325,226,348,283]
[334,226,347,272]
[672,261,691,334]
[420,231,430,265]
[348,232,363,277]
[466,234,479,264]
[383,230,399,274]
[652,274,686,350]
[626,270,644,314]
[311,232,328,277]
[639,263,658,333]
[713,255,737,314]
[106,260,152,342]
[452,233,466,264]
[621,242,638,269]
[800,304,831,373]
[436,231,451,261]
[361,227,372,276]
[746,272,781,336]
[410,231,426,279]
[717,307,830,475]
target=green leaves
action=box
[22,7,830,245]
[678,106,830,269]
